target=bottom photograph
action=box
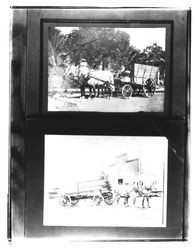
[44,135,168,227]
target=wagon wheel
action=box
[70,195,79,206]
[59,194,71,207]
[142,78,156,98]
[103,192,114,205]
[122,84,133,99]
[93,195,103,206]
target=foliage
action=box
[137,43,165,77]
[48,27,165,77]
[60,27,131,70]
[112,46,141,71]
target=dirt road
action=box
[48,92,165,112]
[44,195,165,227]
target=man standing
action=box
[137,181,151,208]
[77,59,90,97]
[78,59,90,78]
[124,183,130,206]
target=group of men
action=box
[114,181,153,208]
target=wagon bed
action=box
[114,63,159,99]
[58,179,113,207]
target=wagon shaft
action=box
[89,74,114,86]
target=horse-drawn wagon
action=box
[78,63,159,99]
[64,62,160,99]
[114,63,159,99]
[58,179,113,207]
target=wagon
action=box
[58,179,113,207]
[114,63,159,99]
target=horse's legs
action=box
[93,85,96,97]
[104,82,112,98]
[80,85,83,97]
[116,194,120,205]
[83,85,86,97]
[142,196,145,208]
[97,85,100,96]
[147,196,150,208]
[100,85,103,96]
[97,84,102,97]
[80,85,85,97]
[124,195,129,206]
[88,85,96,98]
[142,195,150,208]
[109,87,113,98]
[79,77,85,98]
[108,84,113,98]
[89,86,92,97]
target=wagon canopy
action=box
[134,63,159,84]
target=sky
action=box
[56,27,166,51]
[118,28,166,50]
[44,135,168,191]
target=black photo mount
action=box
[9,7,190,241]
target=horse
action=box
[130,181,152,208]
[77,61,96,98]
[88,70,115,98]
[64,63,114,98]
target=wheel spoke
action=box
[122,84,133,99]
[143,78,156,98]
[59,194,71,207]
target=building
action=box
[105,153,141,191]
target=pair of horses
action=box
[115,181,153,208]
[64,63,115,98]
[131,184,152,208]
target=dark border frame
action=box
[26,8,188,119]
[24,121,186,240]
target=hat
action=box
[80,59,87,63]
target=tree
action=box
[64,27,131,70]
[48,28,165,77]
[48,27,132,70]
[112,46,141,71]
[48,27,81,66]
[48,27,68,65]
[137,43,165,77]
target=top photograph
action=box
[47,25,168,112]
